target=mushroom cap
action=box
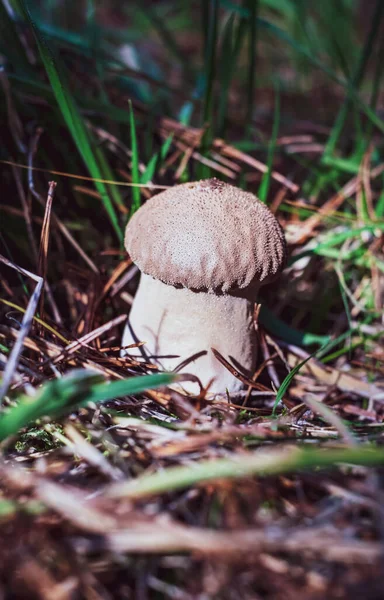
[125,178,286,294]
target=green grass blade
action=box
[375,190,384,218]
[321,155,362,175]
[93,145,125,209]
[289,225,384,267]
[0,370,177,442]
[272,346,324,413]
[107,445,384,499]
[88,373,176,403]
[140,134,174,185]
[320,329,383,364]
[14,0,123,242]
[335,266,353,359]
[271,327,361,412]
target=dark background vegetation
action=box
[0,1,384,598]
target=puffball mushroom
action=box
[122,178,286,395]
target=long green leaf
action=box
[107,445,384,499]
[0,370,177,442]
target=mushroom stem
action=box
[122,273,257,394]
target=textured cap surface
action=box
[125,179,286,293]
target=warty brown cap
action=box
[125,178,286,294]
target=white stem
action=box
[122,274,257,395]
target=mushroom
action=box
[122,178,286,395]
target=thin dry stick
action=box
[161,148,182,174]
[175,127,205,179]
[24,144,100,275]
[214,140,299,193]
[277,134,314,145]
[161,130,237,178]
[111,264,139,297]
[89,122,147,174]
[192,150,237,178]
[50,314,127,365]
[11,164,39,266]
[1,159,170,189]
[0,255,43,402]
[0,301,69,344]
[37,181,57,324]
[302,394,358,447]
[27,131,62,324]
[158,116,299,192]
[106,524,381,562]
[259,329,281,390]
[270,186,288,214]
[243,351,279,406]
[101,258,132,300]
[210,151,243,172]
[1,323,131,379]
[285,143,324,154]
[211,348,275,393]
[64,424,124,481]
[284,343,383,399]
